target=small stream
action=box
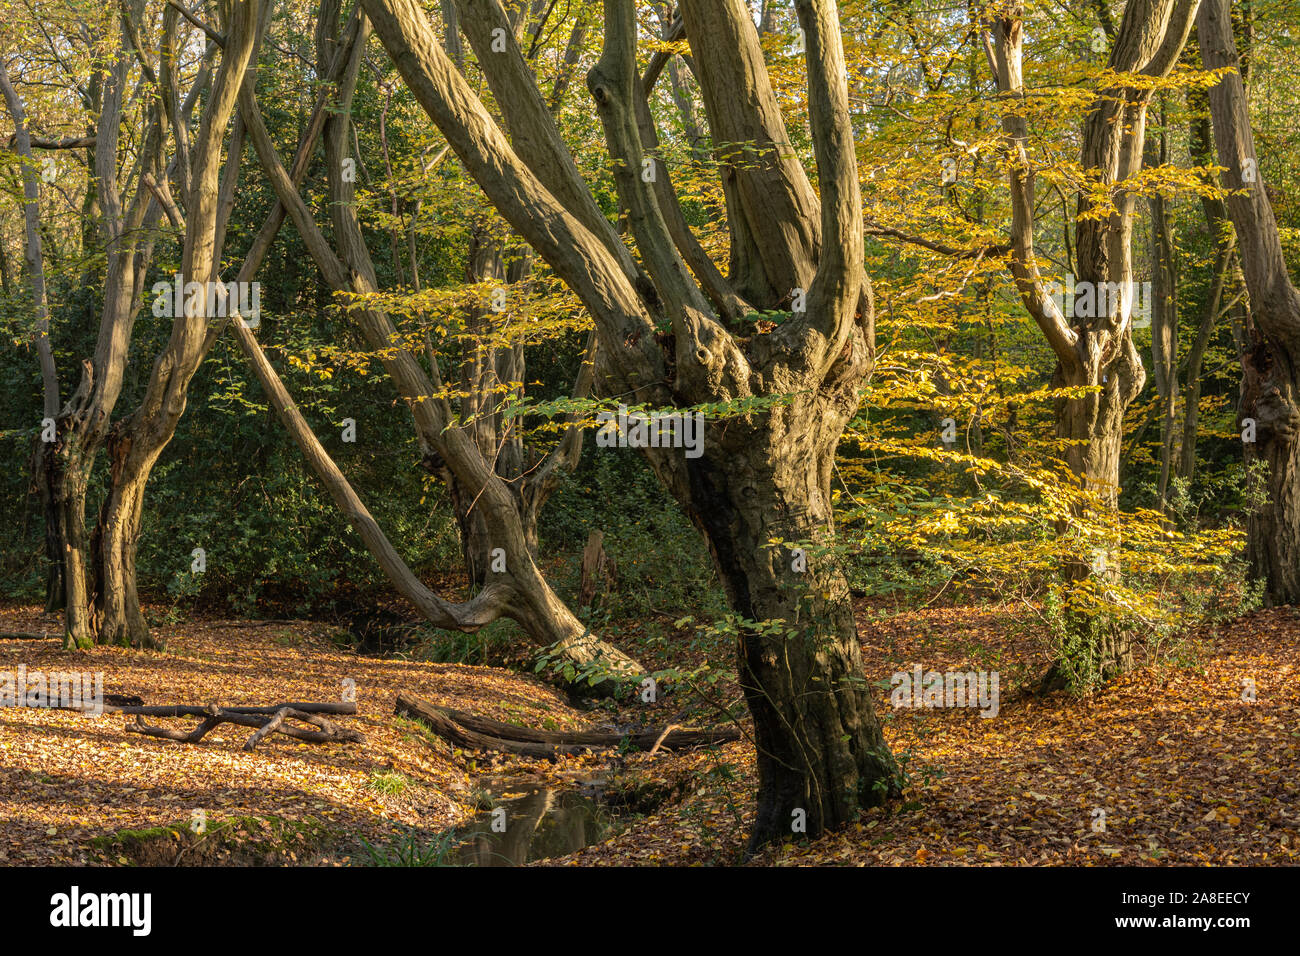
[444,775,617,866]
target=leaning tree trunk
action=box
[226,5,640,685]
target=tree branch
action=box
[986,6,1080,376]
[359,0,664,398]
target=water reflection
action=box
[447,777,614,866]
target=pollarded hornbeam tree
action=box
[83,0,376,647]
[1197,0,1300,605]
[984,0,1200,682]
[358,0,900,848]
[89,0,415,650]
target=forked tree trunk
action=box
[92,0,261,646]
[988,0,1196,685]
[10,3,194,647]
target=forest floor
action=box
[0,599,1296,866]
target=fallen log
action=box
[69,701,356,717]
[122,702,364,750]
[432,704,718,748]
[47,694,146,709]
[0,631,54,640]
[14,695,143,712]
[106,694,147,708]
[395,693,739,759]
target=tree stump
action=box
[579,530,617,607]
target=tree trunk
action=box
[1241,346,1300,603]
[1148,110,1179,512]
[91,0,262,646]
[36,421,97,641]
[1198,0,1300,604]
[0,58,65,612]
[671,420,899,849]
[94,426,157,648]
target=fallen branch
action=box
[395,693,738,759]
[122,702,364,750]
[4,134,95,150]
[207,619,304,628]
[79,701,356,717]
[646,723,680,757]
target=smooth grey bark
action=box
[95,0,262,647]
